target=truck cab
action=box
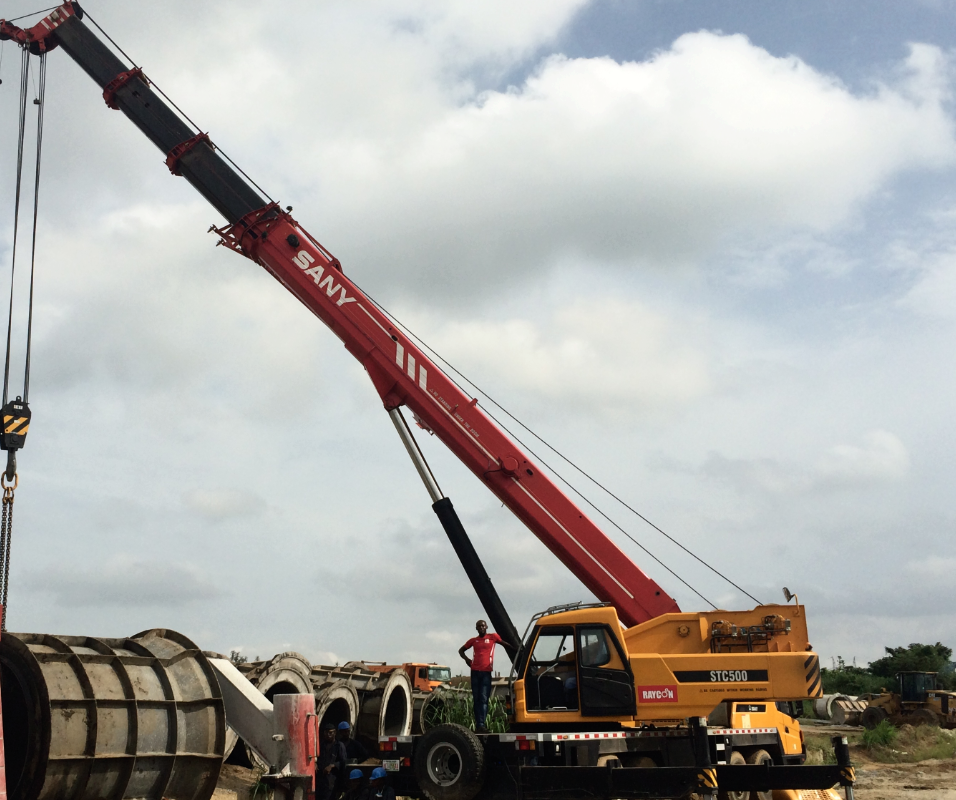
[365,662,452,693]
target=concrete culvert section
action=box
[248,652,313,700]
[314,679,359,731]
[244,652,313,770]
[357,668,412,742]
[0,629,225,800]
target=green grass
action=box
[421,687,509,733]
[862,719,897,748]
[804,734,837,765]
[862,723,956,763]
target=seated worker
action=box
[359,767,395,800]
[337,720,370,763]
[340,768,365,800]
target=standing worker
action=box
[459,619,503,733]
[316,722,347,800]
[337,720,370,763]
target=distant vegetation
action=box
[863,722,956,763]
[821,642,956,695]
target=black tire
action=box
[909,708,939,727]
[718,750,747,800]
[862,705,889,730]
[745,749,772,800]
[413,723,485,800]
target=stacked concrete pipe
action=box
[352,667,413,745]
[414,685,469,734]
[0,629,225,800]
[813,694,867,726]
[312,679,360,732]
[241,653,317,769]
[233,656,412,759]
[305,662,413,747]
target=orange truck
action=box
[365,662,452,693]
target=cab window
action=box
[530,628,574,667]
[578,627,612,668]
[525,626,578,711]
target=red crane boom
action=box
[1,3,681,626]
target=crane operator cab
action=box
[515,606,637,723]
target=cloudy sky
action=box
[2,0,956,676]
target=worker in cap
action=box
[459,619,503,733]
[358,766,395,800]
[337,719,370,763]
[333,720,369,798]
[339,768,365,800]
[316,721,348,800]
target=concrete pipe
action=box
[310,663,382,695]
[415,686,470,734]
[356,668,412,743]
[813,694,846,721]
[244,652,313,771]
[0,629,225,800]
[313,679,360,732]
[411,690,429,735]
[249,652,313,701]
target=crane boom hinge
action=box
[166,132,212,176]
[102,67,147,110]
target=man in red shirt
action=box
[459,619,503,733]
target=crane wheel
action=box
[861,706,889,730]
[414,723,485,800]
[745,749,773,800]
[718,750,748,800]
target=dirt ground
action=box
[844,749,956,800]
[212,764,260,800]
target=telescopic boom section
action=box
[19,4,681,626]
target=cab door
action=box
[577,625,635,717]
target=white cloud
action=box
[905,555,956,578]
[314,36,956,298]
[24,555,222,608]
[407,298,710,412]
[3,0,956,671]
[185,488,267,521]
[814,430,910,486]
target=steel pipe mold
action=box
[355,668,412,742]
[0,629,225,800]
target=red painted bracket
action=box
[165,132,212,176]
[103,68,147,110]
[0,3,80,54]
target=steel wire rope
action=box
[355,284,764,608]
[81,10,274,203]
[0,46,41,631]
[23,50,45,401]
[6,6,60,24]
[352,284,729,609]
[3,47,30,407]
